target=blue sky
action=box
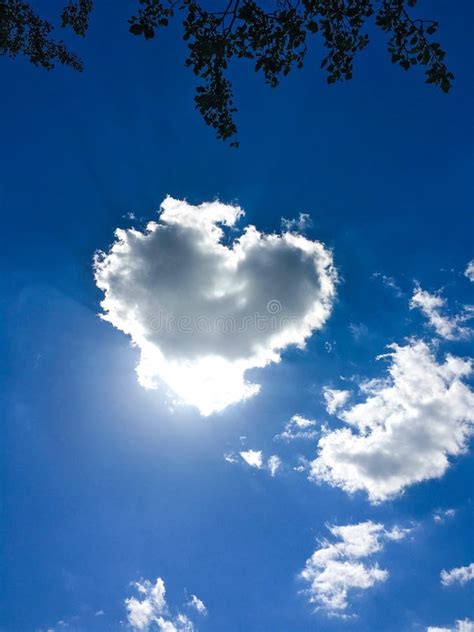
[1,1,473,631]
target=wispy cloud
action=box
[464,260,474,282]
[274,414,318,442]
[240,449,264,469]
[225,449,283,477]
[433,508,456,524]
[372,272,402,297]
[281,212,312,233]
[410,285,473,340]
[187,594,207,616]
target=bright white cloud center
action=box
[311,340,474,503]
[240,449,263,469]
[94,197,337,415]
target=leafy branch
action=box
[0,0,455,144]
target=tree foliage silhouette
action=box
[1,0,454,145]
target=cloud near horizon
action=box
[441,562,474,586]
[94,197,337,415]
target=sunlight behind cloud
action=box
[94,197,337,415]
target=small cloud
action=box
[224,452,239,464]
[267,455,281,477]
[294,465,306,473]
[294,456,311,473]
[441,563,474,587]
[274,414,318,442]
[240,450,263,469]
[281,213,312,233]
[187,594,207,615]
[465,260,474,282]
[299,521,409,616]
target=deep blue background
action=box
[1,1,473,630]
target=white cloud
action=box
[323,388,350,415]
[300,521,408,615]
[267,454,281,476]
[240,450,263,469]
[427,619,474,632]
[281,212,312,232]
[187,595,207,616]
[274,414,318,441]
[465,261,474,282]
[125,577,198,631]
[232,449,282,476]
[441,563,474,586]
[410,285,473,341]
[94,197,337,415]
[311,340,474,502]
[126,578,167,630]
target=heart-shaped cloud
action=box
[94,197,337,414]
